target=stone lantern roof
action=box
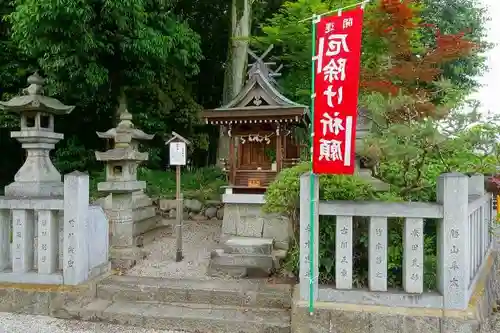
[95,103,153,162]
[96,108,154,143]
[0,72,74,114]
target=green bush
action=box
[265,162,437,290]
[90,166,227,202]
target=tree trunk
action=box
[217,0,252,163]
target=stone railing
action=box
[0,172,109,285]
[299,172,496,310]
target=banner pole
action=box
[309,13,318,315]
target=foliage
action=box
[264,163,436,288]
[361,0,475,121]
[90,166,227,202]
[420,0,491,99]
[362,94,500,202]
[254,0,482,110]
[2,0,207,177]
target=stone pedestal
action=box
[5,137,64,197]
[209,193,290,278]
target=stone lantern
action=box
[95,105,153,194]
[355,108,389,191]
[0,72,75,197]
[95,101,156,269]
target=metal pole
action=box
[175,164,183,262]
[308,13,318,315]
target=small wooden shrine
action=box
[203,46,309,193]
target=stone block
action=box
[221,204,238,235]
[97,180,145,193]
[158,199,176,211]
[222,237,274,255]
[184,199,203,213]
[5,181,63,197]
[238,215,265,237]
[132,206,155,222]
[262,215,291,249]
[86,205,109,270]
[210,251,274,270]
[68,299,290,333]
[111,221,135,247]
[133,215,161,236]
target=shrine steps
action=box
[208,236,287,278]
[59,275,292,333]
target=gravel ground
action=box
[0,312,184,333]
[1,311,500,333]
[126,220,222,279]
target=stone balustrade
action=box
[0,172,109,285]
[299,172,496,310]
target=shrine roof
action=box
[203,46,309,124]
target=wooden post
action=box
[276,124,282,172]
[283,132,287,167]
[175,164,182,262]
[230,136,236,185]
[165,132,191,263]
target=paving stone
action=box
[97,275,291,309]
[66,300,290,333]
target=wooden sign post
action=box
[165,132,191,262]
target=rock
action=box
[191,213,206,221]
[206,200,222,207]
[216,207,224,220]
[159,199,176,211]
[185,199,203,213]
[205,207,218,219]
[168,209,176,219]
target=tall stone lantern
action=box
[95,102,155,268]
[0,73,75,197]
[355,108,389,191]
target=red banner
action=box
[312,8,364,175]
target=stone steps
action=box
[59,275,292,332]
[66,299,290,333]
[222,236,274,255]
[97,275,292,309]
[208,237,287,278]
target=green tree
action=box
[6,0,204,172]
[420,0,491,101]
[253,0,486,107]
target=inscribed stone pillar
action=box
[369,217,388,291]
[63,172,90,285]
[436,173,470,309]
[299,173,319,301]
[11,209,35,273]
[0,210,10,271]
[336,216,353,290]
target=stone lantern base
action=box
[4,181,63,197]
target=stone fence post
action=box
[436,173,470,309]
[299,173,319,301]
[63,171,89,285]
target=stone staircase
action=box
[60,275,292,332]
[208,236,287,278]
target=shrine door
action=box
[238,138,273,170]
